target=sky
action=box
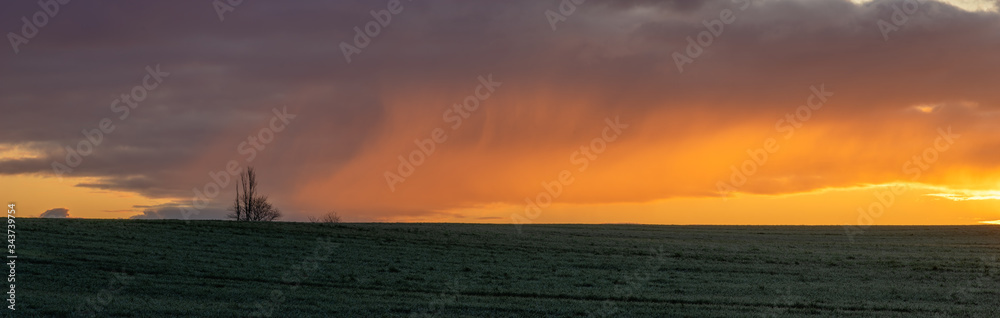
[1,0,999,225]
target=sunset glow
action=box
[2,0,999,225]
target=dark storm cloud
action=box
[0,0,395,195]
[1,0,999,220]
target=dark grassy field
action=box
[12,219,1000,317]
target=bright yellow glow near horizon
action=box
[402,183,1000,225]
[5,173,999,224]
[0,175,168,219]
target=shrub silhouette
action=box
[309,211,341,224]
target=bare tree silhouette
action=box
[229,167,281,221]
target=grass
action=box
[12,219,1000,317]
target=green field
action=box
[12,219,1000,317]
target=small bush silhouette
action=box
[309,211,341,224]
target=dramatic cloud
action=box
[1,0,999,222]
